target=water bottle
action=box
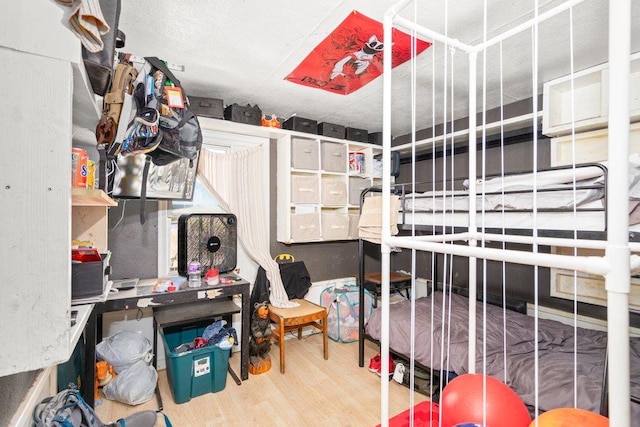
[187,260,202,288]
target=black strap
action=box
[139,156,151,224]
[144,56,184,93]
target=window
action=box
[157,129,269,279]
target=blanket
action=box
[366,291,640,416]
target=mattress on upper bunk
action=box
[394,154,640,230]
[365,291,640,416]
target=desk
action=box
[82,274,250,407]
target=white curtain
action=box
[197,144,297,308]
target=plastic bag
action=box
[96,330,153,374]
[103,360,158,405]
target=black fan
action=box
[177,214,237,276]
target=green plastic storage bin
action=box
[161,324,230,404]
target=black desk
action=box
[82,274,250,407]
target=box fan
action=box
[177,214,237,276]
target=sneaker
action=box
[377,355,395,377]
[368,354,381,373]
[393,362,405,383]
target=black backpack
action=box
[115,56,203,223]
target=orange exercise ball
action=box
[440,373,531,427]
[529,407,608,427]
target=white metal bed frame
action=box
[377,0,635,425]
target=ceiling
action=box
[117,0,639,138]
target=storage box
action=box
[348,213,360,239]
[317,122,345,139]
[368,132,383,145]
[320,142,347,173]
[291,137,319,170]
[161,323,230,404]
[322,213,350,240]
[71,256,108,300]
[290,213,321,241]
[189,96,224,119]
[283,116,318,134]
[349,176,370,206]
[291,175,319,203]
[321,178,347,205]
[346,127,368,143]
[224,104,262,125]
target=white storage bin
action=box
[290,213,321,241]
[291,175,319,204]
[348,213,360,239]
[321,213,349,240]
[321,141,347,173]
[291,137,319,170]
[349,176,370,206]
[321,178,347,205]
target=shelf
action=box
[277,133,383,243]
[72,188,117,207]
[542,51,640,137]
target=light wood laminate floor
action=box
[95,333,428,426]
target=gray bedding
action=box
[366,291,640,417]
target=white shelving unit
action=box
[0,0,108,378]
[542,51,640,137]
[277,134,382,243]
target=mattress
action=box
[365,291,640,416]
[395,158,640,232]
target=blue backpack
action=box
[33,385,172,427]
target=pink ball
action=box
[440,373,531,427]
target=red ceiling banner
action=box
[284,10,431,95]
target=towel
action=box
[358,195,400,244]
[57,0,110,53]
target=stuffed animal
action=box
[249,302,272,374]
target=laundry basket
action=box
[320,284,373,343]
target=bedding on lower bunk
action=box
[365,291,640,416]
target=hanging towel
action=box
[358,195,400,244]
[57,0,110,53]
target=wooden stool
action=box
[268,299,328,374]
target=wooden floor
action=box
[95,334,428,426]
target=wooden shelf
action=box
[72,188,117,207]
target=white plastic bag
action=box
[96,330,153,374]
[103,360,158,405]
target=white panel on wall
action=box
[0,48,71,375]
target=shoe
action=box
[368,354,381,373]
[393,362,405,383]
[377,355,394,377]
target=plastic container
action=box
[187,260,202,288]
[161,324,230,404]
[204,268,219,286]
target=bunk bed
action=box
[357,161,640,416]
[367,0,637,425]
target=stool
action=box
[268,299,328,374]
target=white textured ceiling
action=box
[117,0,639,138]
